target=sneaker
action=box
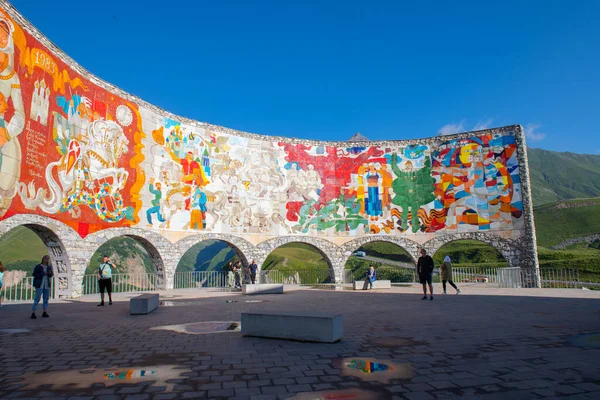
[31,313,36,319]
[42,312,49,318]
[97,303,104,307]
[421,296,427,300]
[456,289,461,295]
[109,301,113,305]
[430,296,434,301]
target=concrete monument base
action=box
[242,284,284,295]
[353,280,392,290]
[241,311,343,343]
[130,293,160,315]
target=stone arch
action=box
[423,232,520,268]
[255,236,338,282]
[0,214,79,298]
[84,228,177,290]
[339,236,422,267]
[175,233,256,269]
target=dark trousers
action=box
[99,278,112,302]
[234,272,241,288]
[250,273,256,284]
[442,280,458,291]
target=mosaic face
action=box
[0,5,526,239]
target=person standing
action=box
[233,263,241,289]
[0,261,4,307]
[98,256,114,306]
[248,260,258,284]
[440,256,461,294]
[31,255,53,319]
[363,265,377,290]
[417,249,435,301]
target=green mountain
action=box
[527,148,600,206]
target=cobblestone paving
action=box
[0,284,599,399]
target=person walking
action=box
[417,249,435,301]
[248,260,258,284]
[31,255,53,319]
[0,261,4,308]
[440,256,461,294]
[363,265,377,290]
[97,256,114,306]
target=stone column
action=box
[515,125,541,288]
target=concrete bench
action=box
[353,280,392,290]
[241,311,343,343]
[130,293,159,315]
[242,284,284,295]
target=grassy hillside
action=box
[176,240,238,272]
[533,198,600,247]
[528,149,600,206]
[86,237,154,275]
[0,226,48,272]
[262,242,330,271]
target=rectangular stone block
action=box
[241,311,343,343]
[130,293,159,315]
[353,280,392,290]
[242,284,284,295]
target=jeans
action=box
[32,287,50,312]
[146,206,165,224]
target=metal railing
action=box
[345,266,503,285]
[82,273,158,295]
[259,269,333,285]
[174,271,228,289]
[0,272,56,303]
[2,267,597,303]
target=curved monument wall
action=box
[0,1,540,293]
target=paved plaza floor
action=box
[0,284,599,400]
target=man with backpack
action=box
[98,255,114,306]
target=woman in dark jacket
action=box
[31,255,53,319]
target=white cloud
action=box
[524,124,546,141]
[473,119,493,131]
[437,120,466,136]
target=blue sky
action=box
[11,0,600,153]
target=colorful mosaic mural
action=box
[138,119,525,237]
[0,7,143,236]
[0,3,526,240]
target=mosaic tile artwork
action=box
[0,3,527,241]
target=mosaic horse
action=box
[19,119,132,222]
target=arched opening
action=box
[261,242,334,285]
[344,241,417,284]
[431,239,508,284]
[174,239,244,288]
[0,224,72,300]
[83,235,165,295]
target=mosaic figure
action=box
[0,15,25,216]
[390,153,435,232]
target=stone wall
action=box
[0,1,541,294]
